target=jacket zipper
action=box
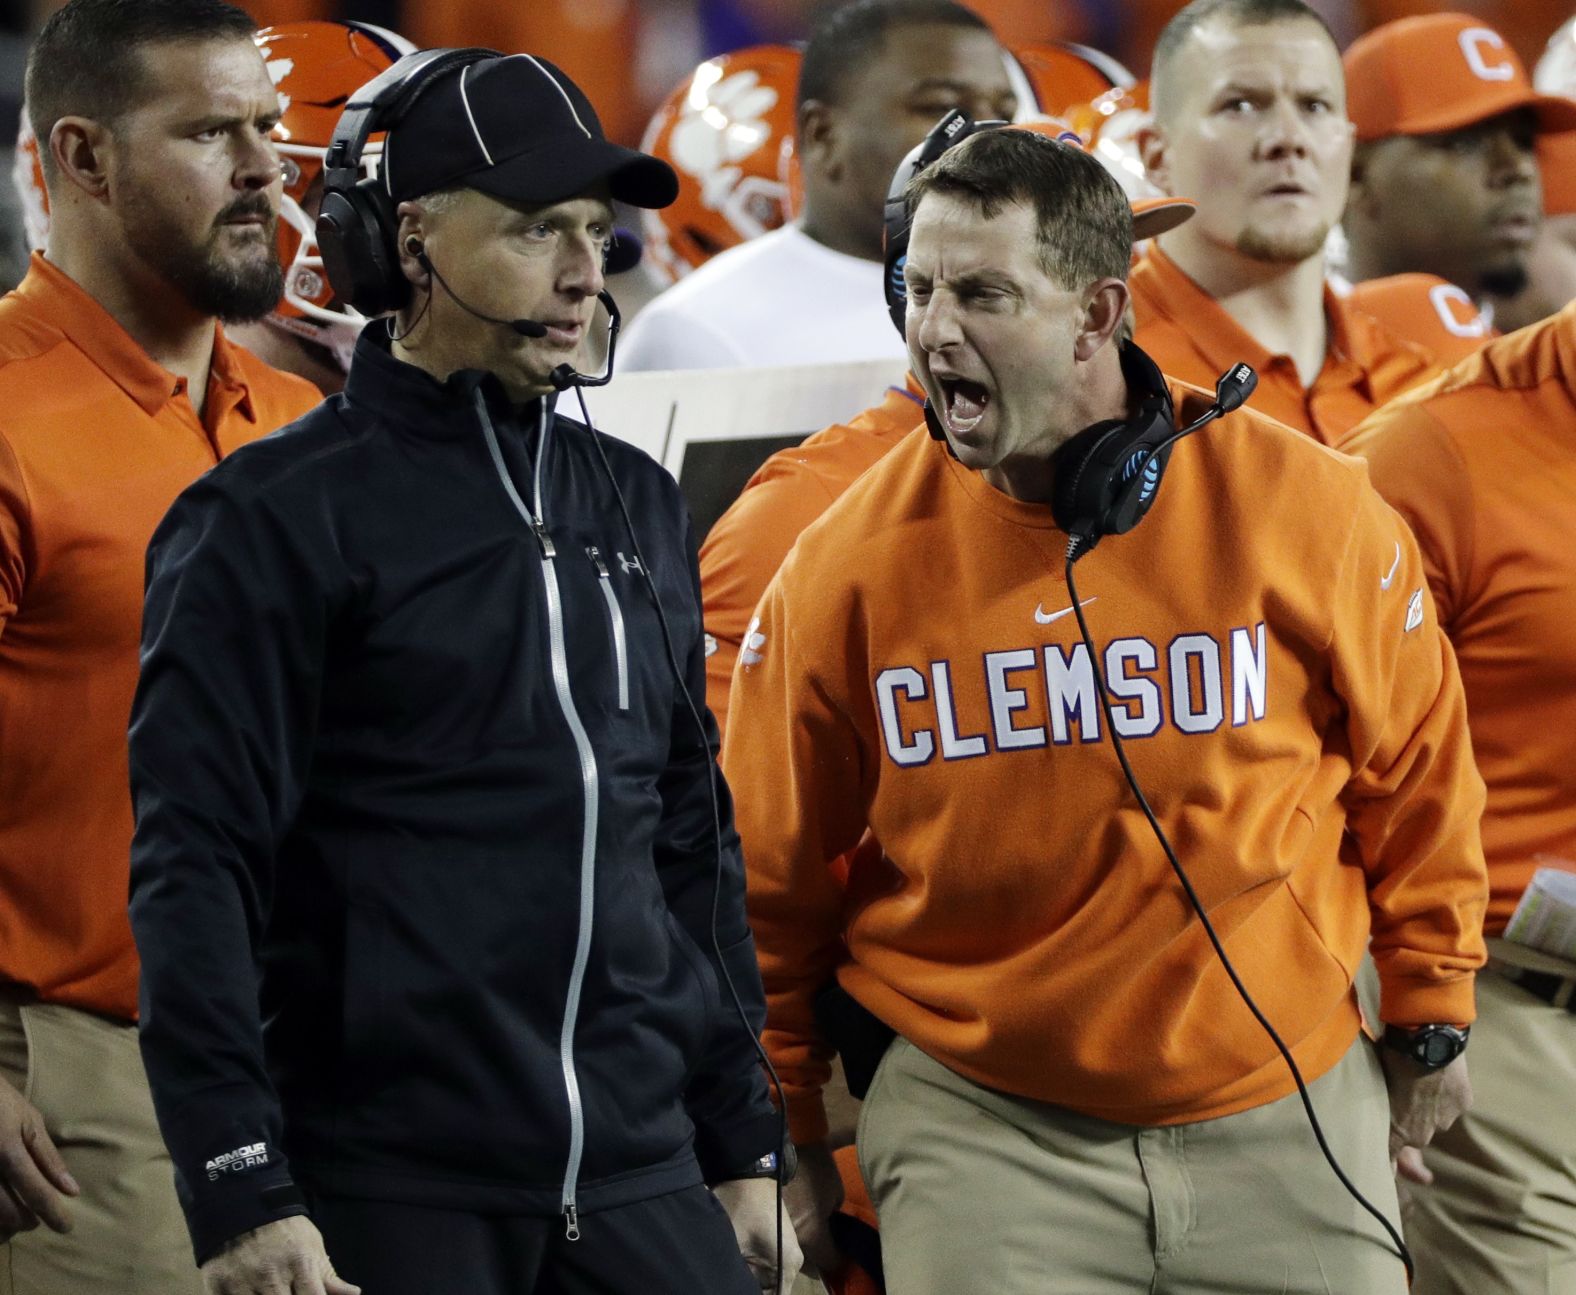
[586,547,630,711]
[476,395,597,1241]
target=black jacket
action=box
[128,329,779,1264]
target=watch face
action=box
[1420,1031,1458,1066]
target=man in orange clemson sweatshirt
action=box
[722,125,1489,1294]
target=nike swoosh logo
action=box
[1035,597,1097,625]
[1380,542,1401,590]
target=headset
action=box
[316,46,626,389]
[897,111,1414,1282]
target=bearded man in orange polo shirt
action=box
[0,2,319,1292]
[1131,0,1438,446]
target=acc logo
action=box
[669,70,780,212]
[1405,589,1425,633]
[740,616,768,667]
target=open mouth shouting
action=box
[935,372,992,436]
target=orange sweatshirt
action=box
[701,380,924,736]
[722,381,1488,1143]
[1341,274,1498,368]
[0,254,320,1021]
[1130,245,1440,447]
[1349,301,1576,936]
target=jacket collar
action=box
[342,323,556,436]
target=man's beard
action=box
[1479,261,1530,299]
[122,189,285,323]
[1235,219,1331,266]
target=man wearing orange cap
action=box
[1132,0,1437,447]
[1341,13,1576,338]
[1348,300,1576,1294]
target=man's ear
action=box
[394,201,431,290]
[1346,139,1374,218]
[1074,278,1130,362]
[49,116,112,201]
[1136,120,1170,196]
[797,100,842,183]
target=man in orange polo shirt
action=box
[1132,0,1437,446]
[1341,14,1576,334]
[1349,306,1576,1293]
[0,2,319,1291]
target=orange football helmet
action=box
[1013,41,1135,118]
[639,44,802,284]
[257,19,416,366]
[11,113,47,254]
[1065,81,1166,205]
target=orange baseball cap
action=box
[1344,13,1576,143]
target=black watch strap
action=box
[1381,1023,1469,1069]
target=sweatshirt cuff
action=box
[693,1109,783,1184]
[187,1175,308,1267]
[1379,973,1479,1029]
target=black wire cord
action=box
[574,387,792,1295]
[1063,541,1414,1285]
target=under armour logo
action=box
[617,552,643,575]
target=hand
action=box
[200,1215,360,1295]
[782,1140,844,1279]
[0,1073,78,1241]
[712,1175,803,1292]
[1377,1050,1472,1186]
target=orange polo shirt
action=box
[0,254,320,1022]
[1130,245,1439,446]
[1350,301,1576,936]
[1341,274,1498,368]
[725,381,1486,1143]
[700,379,925,738]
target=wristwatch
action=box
[723,1142,798,1184]
[1381,1023,1470,1069]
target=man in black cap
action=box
[126,51,800,1295]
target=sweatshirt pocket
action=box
[586,546,629,712]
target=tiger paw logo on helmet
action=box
[640,45,802,284]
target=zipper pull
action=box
[563,1203,580,1241]
[529,516,556,558]
[586,545,610,579]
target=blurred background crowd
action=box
[0,0,1569,299]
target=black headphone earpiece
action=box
[404,236,424,257]
[316,46,503,317]
[1050,341,1176,549]
[882,109,1008,337]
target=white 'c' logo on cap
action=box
[1459,28,1515,82]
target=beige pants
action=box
[0,999,201,1295]
[1405,966,1576,1294]
[858,1035,1406,1294]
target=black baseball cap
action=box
[382,54,679,211]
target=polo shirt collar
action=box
[16,252,257,421]
[1140,245,1383,398]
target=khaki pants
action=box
[858,1036,1406,1294]
[1405,966,1576,1294]
[0,1000,201,1295]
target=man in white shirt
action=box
[619,0,1018,371]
